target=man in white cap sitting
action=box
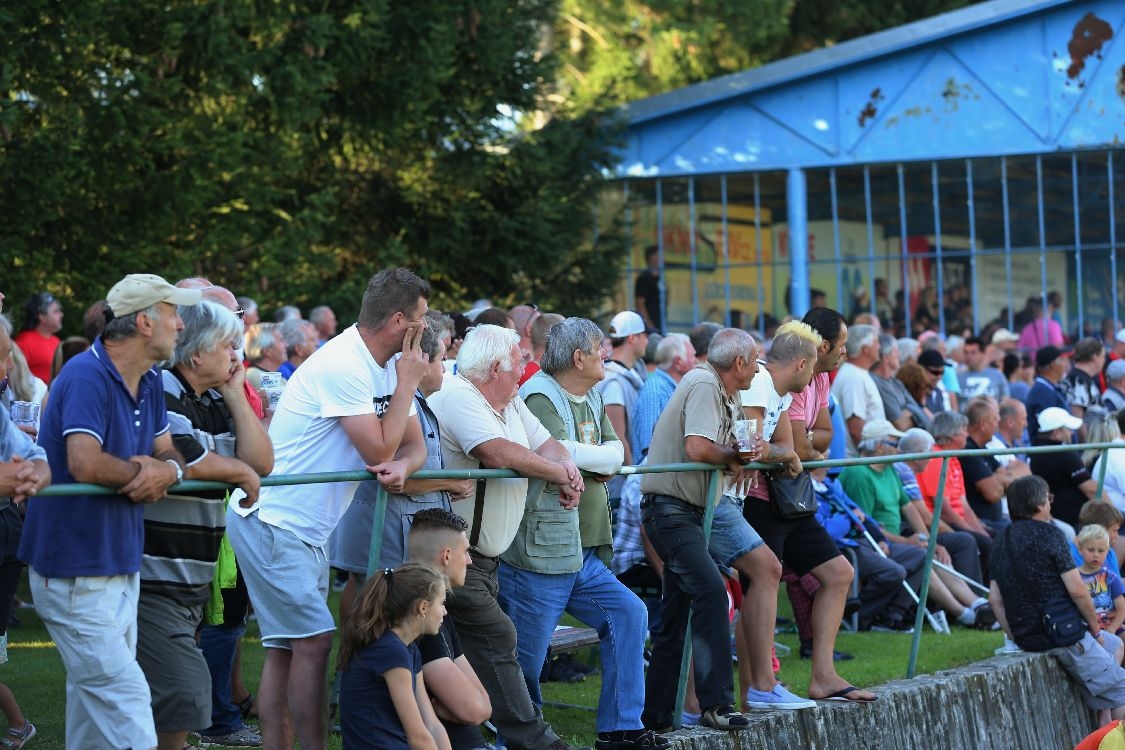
[19,273,200,750]
[1029,406,1097,531]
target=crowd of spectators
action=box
[6,271,1125,749]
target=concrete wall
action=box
[666,652,1095,750]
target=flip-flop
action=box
[820,686,878,702]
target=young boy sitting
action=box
[1076,524,1125,637]
[1070,500,1123,574]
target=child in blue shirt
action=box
[338,563,451,750]
[1076,524,1125,636]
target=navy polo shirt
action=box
[19,338,170,578]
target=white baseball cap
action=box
[1037,406,1082,433]
[608,311,646,337]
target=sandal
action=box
[235,693,257,720]
[1,721,35,750]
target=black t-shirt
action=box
[990,519,1075,652]
[634,270,662,332]
[962,437,1002,522]
[1029,438,1092,527]
[418,620,487,750]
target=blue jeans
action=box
[499,550,648,733]
[640,495,734,727]
[199,621,247,735]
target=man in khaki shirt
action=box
[640,328,758,732]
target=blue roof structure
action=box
[617,0,1125,177]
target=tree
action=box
[0,0,625,327]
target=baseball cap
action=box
[918,350,946,371]
[1037,406,1082,433]
[1115,329,1125,346]
[861,419,905,442]
[1034,345,1069,369]
[106,274,201,318]
[991,328,1019,345]
[1107,359,1125,381]
[608,311,646,338]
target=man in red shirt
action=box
[14,292,63,383]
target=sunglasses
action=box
[926,368,944,377]
[235,306,246,320]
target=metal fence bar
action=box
[1001,157,1014,330]
[1036,155,1049,342]
[1096,446,1111,501]
[721,174,733,329]
[365,484,389,577]
[931,162,946,335]
[863,166,877,319]
[754,174,765,327]
[656,179,667,330]
[1072,153,1084,339]
[688,177,700,325]
[966,159,980,335]
[1109,152,1118,329]
[830,167,843,311]
[908,456,949,678]
[897,164,911,336]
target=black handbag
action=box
[1041,594,1086,647]
[766,470,817,520]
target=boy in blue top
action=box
[1070,500,1124,575]
[1076,525,1125,636]
[19,274,198,750]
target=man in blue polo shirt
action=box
[19,273,199,750]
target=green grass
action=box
[5,578,1002,749]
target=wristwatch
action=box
[916,533,929,543]
[165,459,184,485]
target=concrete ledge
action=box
[663,652,1094,749]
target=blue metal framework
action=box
[606,0,1125,338]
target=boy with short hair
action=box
[1076,524,1125,637]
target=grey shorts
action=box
[135,593,211,732]
[1054,630,1125,710]
[708,495,765,568]
[226,509,333,650]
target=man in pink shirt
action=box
[790,308,848,464]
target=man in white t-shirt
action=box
[427,324,585,750]
[226,268,431,750]
[831,323,884,458]
[740,322,875,704]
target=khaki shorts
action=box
[1053,630,1125,710]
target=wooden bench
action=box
[548,625,600,655]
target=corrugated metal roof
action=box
[624,0,1072,125]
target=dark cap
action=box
[1035,345,1069,369]
[918,350,945,371]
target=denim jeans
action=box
[640,495,735,727]
[446,555,560,750]
[499,550,648,733]
[199,620,247,735]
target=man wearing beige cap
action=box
[18,273,199,750]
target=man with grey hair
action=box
[500,318,664,750]
[142,300,274,750]
[227,267,431,749]
[896,337,919,366]
[870,333,927,431]
[1104,360,1125,412]
[830,323,884,457]
[20,273,199,749]
[273,304,301,323]
[428,323,586,750]
[641,328,760,731]
[631,333,696,460]
[276,318,318,380]
[309,305,337,345]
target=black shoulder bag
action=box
[766,470,817,521]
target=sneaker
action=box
[700,705,751,730]
[594,730,671,749]
[972,603,997,630]
[744,684,816,710]
[995,636,1023,655]
[679,711,700,727]
[195,726,263,748]
[3,721,35,750]
[869,617,915,634]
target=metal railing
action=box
[34,440,1125,721]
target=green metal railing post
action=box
[908,457,948,678]
[1096,447,1110,501]
[365,484,390,577]
[672,468,724,728]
